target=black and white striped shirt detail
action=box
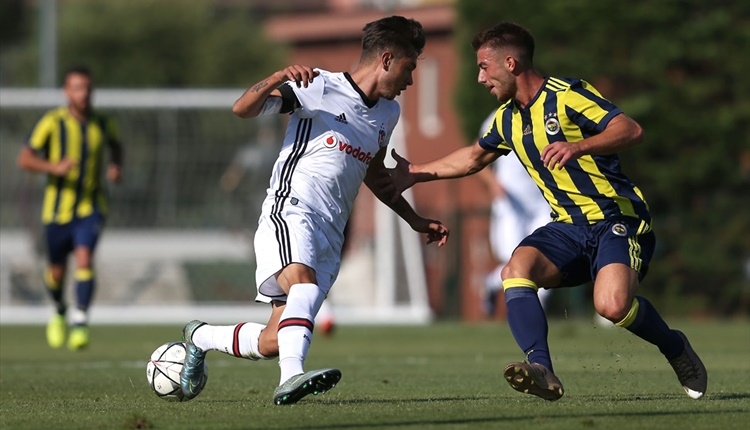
[270,118,312,267]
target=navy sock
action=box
[505,286,553,372]
[75,269,96,311]
[624,296,683,359]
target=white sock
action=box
[277,282,325,384]
[70,308,88,326]
[192,322,268,360]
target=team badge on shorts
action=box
[611,223,627,236]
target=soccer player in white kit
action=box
[475,111,551,316]
[179,16,450,405]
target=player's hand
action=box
[541,142,581,170]
[384,149,417,203]
[107,164,122,184]
[410,218,450,247]
[50,158,76,177]
[277,65,320,88]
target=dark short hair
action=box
[63,65,92,80]
[361,16,425,60]
[471,22,535,64]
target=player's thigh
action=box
[254,204,341,300]
[593,263,639,320]
[502,246,563,288]
[72,213,104,268]
[275,263,317,294]
[514,223,593,288]
[44,222,74,266]
[592,219,655,319]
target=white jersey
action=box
[262,69,400,237]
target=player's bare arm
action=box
[17,146,75,177]
[541,114,644,170]
[107,139,124,183]
[232,65,320,118]
[365,149,449,247]
[386,143,500,200]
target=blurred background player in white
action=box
[475,111,550,317]
[178,16,449,405]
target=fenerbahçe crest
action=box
[545,112,560,135]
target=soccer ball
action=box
[146,341,208,402]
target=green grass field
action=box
[1,319,748,429]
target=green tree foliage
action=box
[1,0,285,87]
[455,0,750,315]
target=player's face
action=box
[382,54,417,100]
[476,46,516,103]
[64,72,93,116]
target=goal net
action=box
[0,88,432,325]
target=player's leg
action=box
[272,262,340,405]
[594,221,706,399]
[500,244,565,400]
[67,214,104,350]
[187,318,273,361]
[43,223,72,348]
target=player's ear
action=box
[505,55,516,73]
[381,52,393,71]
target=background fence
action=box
[0,88,432,325]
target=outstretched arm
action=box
[385,141,501,200]
[365,148,449,247]
[232,65,319,118]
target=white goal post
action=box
[0,88,432,325]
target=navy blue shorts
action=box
[44,213,105,265]
[518,218,655,288]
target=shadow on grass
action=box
[251,392,750,430]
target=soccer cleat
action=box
[67,326,89,350]
[273,368,342,405]
[180,320,208,400]
[46,314,67,349]
[667,330,707,399]
[503,361,564,401]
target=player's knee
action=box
[258,329,279,358]
[594,299,631,323]
[500,262,523,281]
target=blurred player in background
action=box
[179,16,449,405]
[17,65,123,350]
[474,110,551,317]
[386,22,706,401]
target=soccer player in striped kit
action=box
[17,66,123,351]
[386,22,707,401]
[179,16,449,405]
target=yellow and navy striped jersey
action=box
[27,107,119,225]
[478,76,650,226]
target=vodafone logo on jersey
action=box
[324,133,373,165]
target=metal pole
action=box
[39,0,57,87]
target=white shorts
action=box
[253,199,344,303]
[489,196,549,262]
